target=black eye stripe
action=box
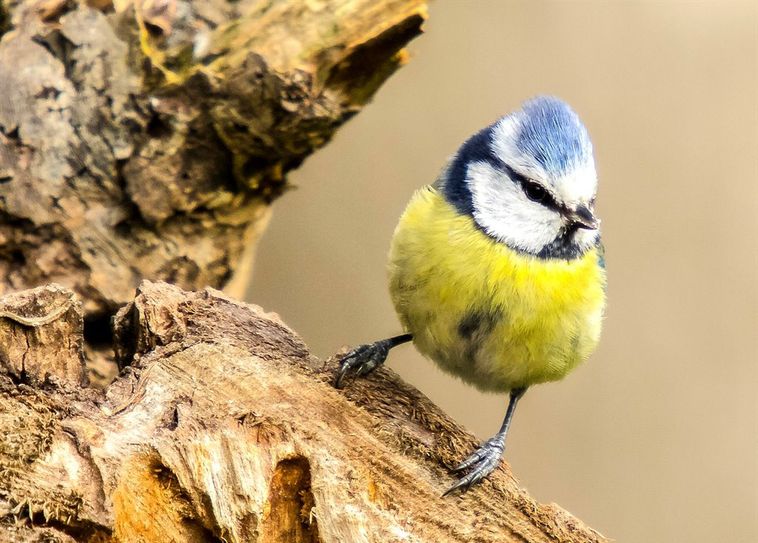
[497,163,560,210]
[462,148,558,209]
[483,154,509,174]
[525,183,559,210]
[443,125,564,217]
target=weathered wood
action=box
[0,282,609,543]
[0,0,427,315]
[0,283,84,385]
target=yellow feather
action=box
[388,186,606,391]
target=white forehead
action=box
[490,106,598,207]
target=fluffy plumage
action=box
[515,96,592,175]
[388,187,606,391]
[389,96,606,391]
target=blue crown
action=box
[515,96,591,175]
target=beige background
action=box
[248,2,757,542]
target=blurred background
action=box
[248,2,757,542]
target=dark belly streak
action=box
[457,309,503,362]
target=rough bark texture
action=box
[0,0,427,315]
[0,283,85,385]
[0,282,610,543]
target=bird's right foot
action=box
[333,340,392,389]
[443,436,505,496]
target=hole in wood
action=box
[262,457,321,543]
[113,455,223,543]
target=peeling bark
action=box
[0,282,609,543]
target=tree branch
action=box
[0,282,609,543]
[0,0,426,314]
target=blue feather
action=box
[516,96,591,175]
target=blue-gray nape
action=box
[515,96,592,176]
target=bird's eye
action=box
[523,181,548,203]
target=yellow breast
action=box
[388,187,606,391]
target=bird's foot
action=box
[443,436,505,496]
[333,339,392,389]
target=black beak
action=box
[567,205,599,230]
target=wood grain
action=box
[0,282,609,542]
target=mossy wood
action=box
[0,282,609,543]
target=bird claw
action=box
[333,340,391,389]
[443,437,504,496]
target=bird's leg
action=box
[333,333,413,389]
[443,387,527,496]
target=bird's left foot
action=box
[333,339,392,389]
[443,437,505,496]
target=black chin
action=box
[536,227,589,260]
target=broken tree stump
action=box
[0,282,609,543]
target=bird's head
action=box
[441,96,600,260]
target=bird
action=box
[333,96,607,496]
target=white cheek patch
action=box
[467,162,563,254]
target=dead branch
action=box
[0,0,426,313]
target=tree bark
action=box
[0,0,427,386]
[0,0,426,313]
[0,282,609,543]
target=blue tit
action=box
[334,96,606,495]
